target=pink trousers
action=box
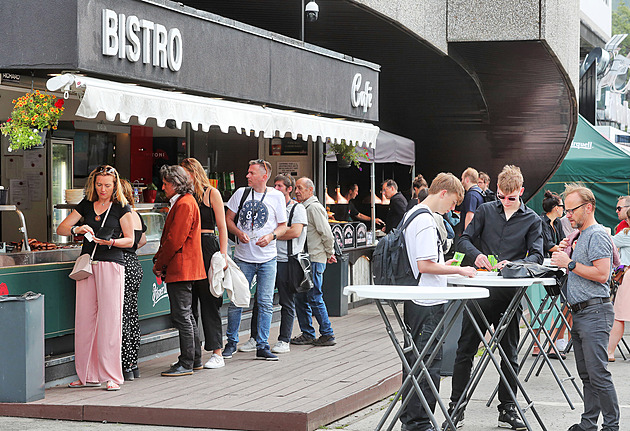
[74,261,125,385]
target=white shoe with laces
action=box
[204,353,225,369]
[271,341,291,354]
[238,337,257,352]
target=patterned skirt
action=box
[122,252,143,369]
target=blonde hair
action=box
[562,182,596,209]
[428,172,465,204]
[497,165,523,193]
[461,167,479,183]
[119,178,135,209]
[181,158,210,202]
[84,165,128,206]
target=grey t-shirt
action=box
[276,200,308,262]
[567,224,613,305]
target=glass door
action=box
[51,139,73,244]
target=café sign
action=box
[351,73,373,113]
[102,8,183,72]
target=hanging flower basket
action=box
[327,139,370,169]
[1,91,64,150]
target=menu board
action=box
[269,138,308,156]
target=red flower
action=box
[54,99,64,108]
[7,118,11,122]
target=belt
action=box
[570,297,611,313]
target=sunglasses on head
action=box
[250,159,270,174]
[496,193,519,202]
[96,165,117,175]
[616,205,629,212]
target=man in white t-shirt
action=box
[224,159,287,361]
[400,173,476,431]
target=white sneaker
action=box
[238,337,257,352]
[271,341,291,354]
[204,353,225,369]
[556,338,568,352]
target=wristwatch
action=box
[567,260,576,272]
[70,226,77,235]
[272,233,277,240]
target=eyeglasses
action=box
[557,204,565,209]
[496,193,519,202]
[95,165,117,175]
[565,202,588,215]
[616,205,629,212]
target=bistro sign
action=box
[101,8,183,72]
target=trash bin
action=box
[0,292,45,402]
[322,253,349,317]
[441,300,463,376]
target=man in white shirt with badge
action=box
[224,159,287,361]
[400,173,476,431]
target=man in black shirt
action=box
[447,165,544,430]
[382,179,407,233]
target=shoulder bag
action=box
[69,203,112,281]
[286,203,314,294]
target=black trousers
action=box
[400,301,444,431]
[450,287,521,410]
[192,233,223,351]
[167,280,201,369]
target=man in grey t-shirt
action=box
[552,184,618,431]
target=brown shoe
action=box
[161,364,193,377]
[312,335,336,346]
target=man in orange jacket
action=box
[154,165,206,377]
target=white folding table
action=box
[343,284,489,431]
[446,273,557,431]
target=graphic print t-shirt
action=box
[227,187,287,263]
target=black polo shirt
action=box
[458,200,544,265]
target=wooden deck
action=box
[0,304,402,431]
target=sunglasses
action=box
[95,165,117,175]
[616,205,629,212]
[250,159,270,174]
[496,193,519,202]
[565,202,588,215]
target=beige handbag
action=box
[69,203,112,281]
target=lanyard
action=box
[249,187,267,231]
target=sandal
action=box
[68,380,100,388]
[106,381,120,391]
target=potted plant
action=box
[0,90,65,150]
[143,183,158,203]
[326,139,369,169]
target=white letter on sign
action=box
[102,9,118,56]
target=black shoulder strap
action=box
[288,202,297,227]
[398,207,431,231]
[234,187,252,225]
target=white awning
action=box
[46,75,379,147]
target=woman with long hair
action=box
[180,158,228,369]
[609,207,630,361]
[58,165,134,391]
[119,179,147,380]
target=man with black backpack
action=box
[398,173,476,431]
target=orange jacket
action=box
[153,193,205,283]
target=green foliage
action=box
[613,1,630,54]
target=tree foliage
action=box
[613,1,630,54]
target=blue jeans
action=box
[295,261,334,338]
[226,257,277,350]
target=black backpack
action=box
[373,207,441,285]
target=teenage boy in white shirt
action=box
[400,172,476,431]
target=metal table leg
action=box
[374,299,467,431]
[451,286,547,431]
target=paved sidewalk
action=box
[2,302,630,430]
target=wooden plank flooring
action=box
[0,303,403,431]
